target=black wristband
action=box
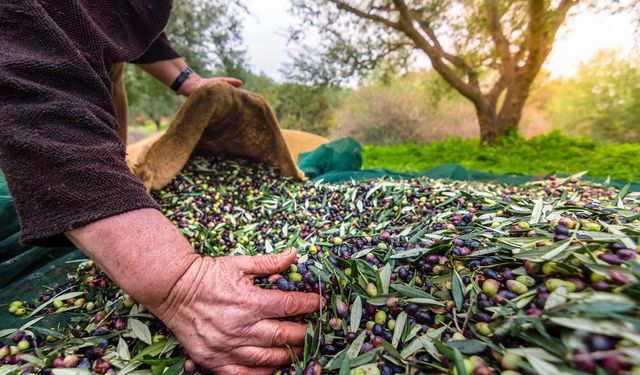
[170,67,193,93]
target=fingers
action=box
[255,289,322,319]
[250,319,309,347]
[236,248,297,275]
[233,346,302,367]
[224,77,244,88]
[213,365,278,375]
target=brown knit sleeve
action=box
[131,32,182,64]
[0,3,160,247]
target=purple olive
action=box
[573,349,596,372]
[336,301,348,318]
[475,311,492,323]
[617,249,637,260]
[601,355,623,374]
[591,281,611,291]
[360,342,374,354]
[113,317,127,331]
[276,278,289,291]
[598,253,623,265]
[415,311,433,325]
[346,332,357,343]
[320,344,337,355]
[405,304,419,315]
[589,335,617,351]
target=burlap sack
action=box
[111,64,328,191]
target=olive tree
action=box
[126,0,247,129]
[288,0,585,144]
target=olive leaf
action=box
[129,319,153,347]
[350,296,362,332]
[390,248,432,259]
[405,298,445,306]
[392,312,407,348]
[163,358,186,375]
[391,284,435,299]
[452,271,464,311]
[117,337,131,361]
[447,340,487,355]
[599,220,636,249]
[0,329,17,338]
[338,355,351,375]
[524,352,565,375]
[530,198,544,224]
[347,330,367,359]
[452,348,467,375]
[380,263,392,294]
[613,184,631,207]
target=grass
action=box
[362,132,640,183]
[130,122,169,135]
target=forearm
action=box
[65,208,199,308]
[136,58,203,97]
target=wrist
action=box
[177,72,204,97]
[66,209,201,308]
[149,255,211,322]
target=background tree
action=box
[546,51,640,143]
[287,0,586,144]
[126,0,247,130]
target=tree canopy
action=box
[125,0,247,129]
[286,0,619,144]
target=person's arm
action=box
[1,7,318,374]
[67,209,320,375]
[131,32,242,96]
[136,58,243,97]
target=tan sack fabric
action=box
[110,63,129,145]
[281,129,329,163]
[127,81,310,191]
[127,128,329,175]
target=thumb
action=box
[237,248,297,275]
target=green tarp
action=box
[300,137,640,191]
[1,137,638,328]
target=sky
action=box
[242,0,637,81]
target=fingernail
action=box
[285,248,296,256]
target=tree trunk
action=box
[476,76,531,145]
[476,103,524,146]
[153,118,162,132]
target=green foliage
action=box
[125,65,184,130]
[546,51,640,143]
[165,0,247,74]
[241,72,337,136]
[270,83,334,136]
[334,71,478,145]
[362,132,640,182]
[126,0,246,126]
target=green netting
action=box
[1,137,638,328]
[0,176,83,329]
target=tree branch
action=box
[551,0,578,35]
[522,0,577,74]
[412,15,476,76]
[547,0,579,44]
[487,75,508,107]
[327,0,400,30]
[392,0,482,103]
[484,0,513,73]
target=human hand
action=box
[136,58,243,97]
[178,75,243,97]
[149,248,321,375]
